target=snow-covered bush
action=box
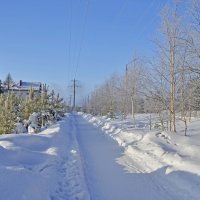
[28,112,40,133]
[29,112,39,125]
[0,85,66,134]
[28,123,40,133]
[15,122,26,134]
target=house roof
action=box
[17,81,41,91]
[2,81,41,91]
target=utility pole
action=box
[73,79,76,109]
[68,79,79,111]
[125,57,138,119]
[126,64,128,77]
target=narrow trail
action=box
[50,116,90,200]
[50,113,197,200]
[71,114,179,200]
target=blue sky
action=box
[0,0,171,103]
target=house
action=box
[1,80,42,97]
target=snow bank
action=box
[81,112,200,199]
[0,116,90,200]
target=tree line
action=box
[82,0,200,135]
[0,82,66,134]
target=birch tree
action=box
[156,3,184,132]
[125,58,146,118]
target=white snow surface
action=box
[81,113,200,200]
[0,113,200,200]
[0,115,90,200]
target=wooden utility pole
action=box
[73,79,76,109]
[70,79,79,110]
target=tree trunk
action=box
[131,97,135,119]
[170,45,176,132]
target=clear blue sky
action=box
[0,0,171,103]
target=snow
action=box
[0,112,200,200]
[15,122,26,133]
[28,112,40,133]
[0,115,90,200]
[2,81,41,91]
[81,112,200,200]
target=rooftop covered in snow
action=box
[2,80,42,91]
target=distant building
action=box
[1,80,42,97]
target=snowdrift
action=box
[81,113,200,199]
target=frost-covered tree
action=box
[86,59,148,119]
[4,73,13,90]
[88,74,121,117]
[153,2,186,132]
[125,57,147,118]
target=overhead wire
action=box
[67,0,72,84]
[133,0,161,41]
[110,0,164,62]
[109,0,171,72]
[66,0,90,105]
[67,0,169,83]
[129,0,171,58]
[113,0,129,25]
[133,0,158,30]
[74,0,90,79]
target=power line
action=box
[134,0,158,30]
[66,0,73,98]
[113,0,129,25]
[128,0,170,59]
[74,0,90,79]
[133,0,161,41]
[67,0,72,83]
[69,79,79,110]
[66,0,90,97]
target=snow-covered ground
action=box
[81,113,200,200]
[0,115,89,200]
[0,113,200,200]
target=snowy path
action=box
[0,115,90,200]
[72,114,189,200]
[0,114,199,200]
[49,115,90,200]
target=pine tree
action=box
[52,93,65,117]
[0,80,3,94]
[4,73,13,91]
[22,87,37,120]
[0,92,17,134]
[39,87,50,126]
